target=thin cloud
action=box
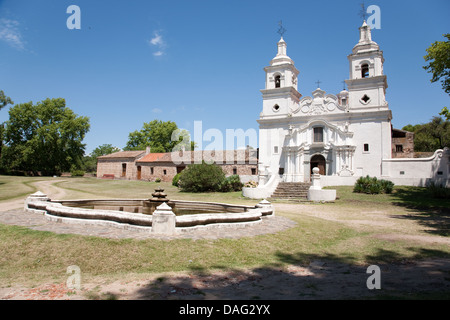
[152,107,163,113]
[148,30,166,57]
[0,18,25,50]
[150,33,163,46]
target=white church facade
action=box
[244,21,449,199]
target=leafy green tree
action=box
[0,90,13,111]
[82,144,121,173]
[440,107,450,121]
[124,119,195,152]
[3,98,90,175]
[403,116,450,152]
[424,34,450,94]
[0,90,14,163]
[91,143,121,158]
[423,34,450,119]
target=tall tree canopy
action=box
[0,90,14,161]
[0,90,13,110]
[424,34,450,120]
[124,119,195,152]
[403,116,450,152]
[3,98,90,175]
[91,144,121,158]
[82,144,121,173]
[424,34,450,95]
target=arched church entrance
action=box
[310,154,326,176]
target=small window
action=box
[341,98,347,106]
[278,168,284,175]
[121,163,126,177]
[361,64,369,78]
[275,75,281,88]
[396,145,403,153]
[400,171,405,175]
[313,127,324,143]
[163,169,167,175]
[273,104,280,112]
[364,144,369,152]
[361,94,370,103]
[251,168,256,175]
[233,167,237,175]
[150,167,154,175]
[437,171,443,175]
[274,146,279,154]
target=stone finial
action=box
[155,202,172,211]
[152,202,176,235]
[310,167,322,190]
[257,199,272,207]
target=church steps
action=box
[270,182,311,199]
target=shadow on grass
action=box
[389,187,450,237]
[132,247,450,300]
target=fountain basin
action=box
[24,192,274,235]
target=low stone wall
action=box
[24,192,275,235]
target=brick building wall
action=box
[391,129,414,158]
[97,149,258,183]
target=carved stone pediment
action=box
[292,88,346,115]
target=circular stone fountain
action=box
[24,189,275,235]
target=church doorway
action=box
[310,154,326,175]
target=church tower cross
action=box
[359,2,368,21]
[277,20,286,38]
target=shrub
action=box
[70,169,85,177]
[380,179,394,194]
[218,179,232,192]
[178,161,226,192]
[426,181,450,199]
[155,178,161,183]
[217,175,243,192]
[353,175,394,194]
[172,173,181,187]
[226,175,243,192]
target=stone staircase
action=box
[269,182,311,201]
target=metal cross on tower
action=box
[316,80,321,88]
[277,20,286,37]
[359,2,368,21]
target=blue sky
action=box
[0,0,449,154]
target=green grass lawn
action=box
[0,175,47,201]
[0,175,449,288]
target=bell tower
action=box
[260,36,301,117]
[345,21,388,111]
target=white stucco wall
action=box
[381,149,450,187]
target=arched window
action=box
[361,64,369,78]
[275,75,281,88]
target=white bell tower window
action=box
[275,75,281,88]
[361,63,369,78]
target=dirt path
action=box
[0,179,67,212]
